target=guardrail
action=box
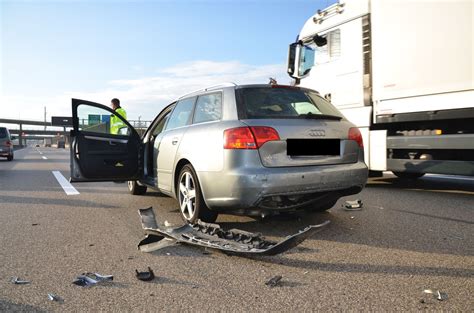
[1,118,152,146]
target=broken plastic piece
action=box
[10,277,30,284]
[265,275,282,287]
[72,273,113,287]
[343,199,363,210]
[137,207,329,256]
[135,267,155,281]
[423,289,448,301]
[47,293,62,302]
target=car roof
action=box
[175,83,318,102]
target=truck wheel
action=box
[177,164,217,224]
[128,180,147,195]
[392,171,425,179]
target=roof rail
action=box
[178,82,237,99]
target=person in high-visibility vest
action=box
[110,98,127,134]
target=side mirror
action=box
[287,43,298,76]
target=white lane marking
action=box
[52,171,80,195]
[42,156,48,160]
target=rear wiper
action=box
[298,113,342,120]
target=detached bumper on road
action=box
[199,161,368,212]
[137,207,330,256]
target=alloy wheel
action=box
[178,172,196,221]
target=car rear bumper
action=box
[0,147,13,157]
[198,161,368,213]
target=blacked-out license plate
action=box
[286,139,340,156]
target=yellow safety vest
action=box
[110,107,127,134]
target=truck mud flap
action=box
[137,207,330,256]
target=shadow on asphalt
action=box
[386,207,473,225]
[367,176,474,194]
[0,300,46,313]
[215,207,472,257]
[253,255,473,278]
[0,195,118,209]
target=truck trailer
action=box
[287,0,474,178]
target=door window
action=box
[193,93,222,124]
[165,97,195,131]
[298,29,341,76]
[152,111,171,136]
[77,104,131,136]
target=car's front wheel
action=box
[128,180,147,195]
[7,154,13,161]
[178,164,217,224]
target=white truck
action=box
[287,0,474,178]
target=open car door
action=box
[70,99,143,182]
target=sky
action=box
[0,0,335,122]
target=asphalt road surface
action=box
[1,147,473,311]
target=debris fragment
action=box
[343,199,363,210]
[164,220,172,227]
[423,289,448,301]
[10,277,30,284]
[32,223,39,226]
[47,293,63,302]
[137,207,330,256]
[72,273,113,287]
[265,275,282,287]
[135,267,155,281]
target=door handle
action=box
[171,138,179,145]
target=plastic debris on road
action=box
[137,207,330,256]
[265,275,282,287]
[72,272,114,287]
[343,199,363,211]
[135,267,155,281]
[10,277,30,284]
[47,293,63,303]
[423,289,448,301]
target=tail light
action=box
[348,127,363,148]
[5,140,12,147]
[224,126,280,149]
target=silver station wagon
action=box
[70,83,368,223]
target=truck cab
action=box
[287,0,474,177]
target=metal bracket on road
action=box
[137,207,330,256]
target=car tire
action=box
[127,180,147,195]
[177,164,217,224]
[7,154,13,161]
[392,171,425,179]
[303,198,337,213]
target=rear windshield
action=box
[236,87,343,119]
[0,128,8,138]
